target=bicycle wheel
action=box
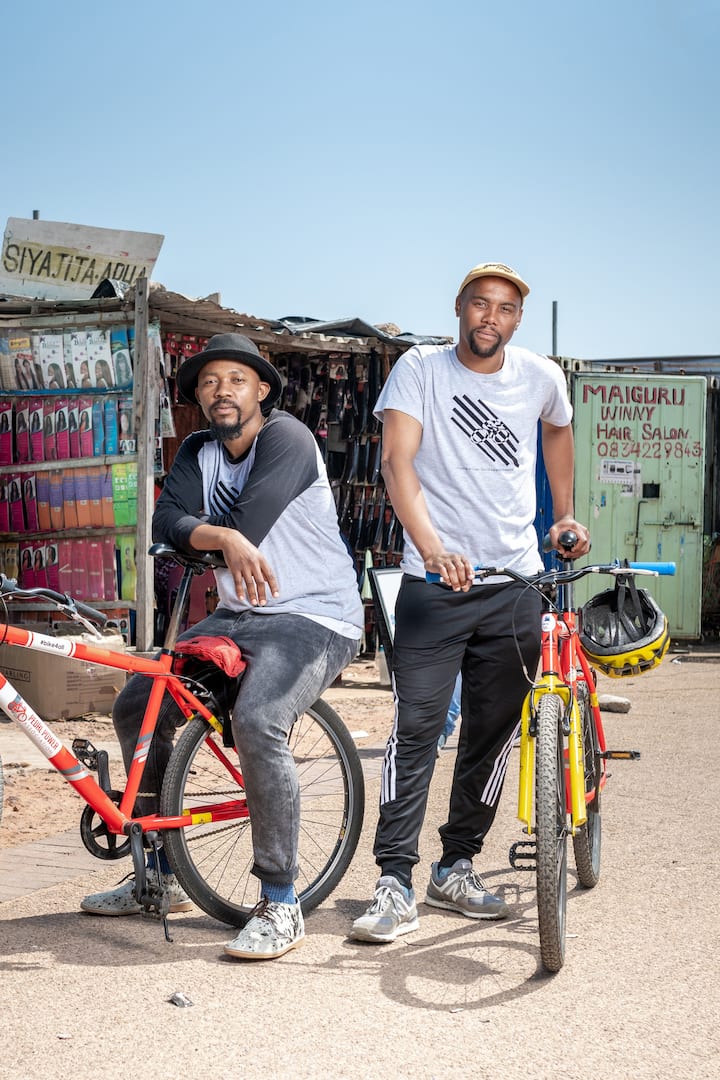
[161,697,365,927]
[535,693,568,973]
[572,683,602,888]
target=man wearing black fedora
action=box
[81,333,363,959]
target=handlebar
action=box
[425,560,676,586]
[0,574,108,627]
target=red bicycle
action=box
[0,544,365,939]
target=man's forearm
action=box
[542,424,576,521]
[381,459,444,561]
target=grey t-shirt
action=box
[374,343,573,579]
[153,410,363,637]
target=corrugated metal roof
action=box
[0,281,442,357]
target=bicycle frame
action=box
[0,571,246,841]
[517,576,606,834]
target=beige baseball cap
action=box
[457,262,530,300]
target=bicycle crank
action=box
[80,798,131,860]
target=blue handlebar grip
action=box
[426,565,482,584]
[628,562,676,576]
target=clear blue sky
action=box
[2,0,718,359]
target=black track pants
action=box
[373,574,541,888]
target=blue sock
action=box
[263,881,296,905]
[147,848,172,875]
[436,863,452,881]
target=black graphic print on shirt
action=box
[451,394,519,467]
[208,478,240,514]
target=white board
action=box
[0,218,164,300]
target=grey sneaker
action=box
[425,859,509,920]
[224,897,305,960]
[349,875,420,943]
[80,872,193,916]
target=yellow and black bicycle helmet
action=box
[579,574,670,677]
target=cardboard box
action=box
[0,632,126,719]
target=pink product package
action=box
[68,400,81,458]
[9,474,25,533]
[78,397,94,457]
[31,542,48,588]
[45,540,60,591]
[0,401,12,464]
[54,398,70,460]
[19,542,36,588]
[43,399,57,462]
[29,397,44,462]
[71,538,89,600]
[57,539,74,594]
[87,540,105,601]
[0,478,9,532]
[15,398,31,463]
[22,474,39,531]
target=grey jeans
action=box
[113,610,358,885]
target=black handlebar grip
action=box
[542,531,578,553]
[558,529,579,551]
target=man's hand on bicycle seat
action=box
[547,516,591,560]
[190,525,280,606]
[423,551,476,592]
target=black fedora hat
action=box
[176,333,282,412]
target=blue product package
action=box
[104,397,118,455]
[92,398,105,456]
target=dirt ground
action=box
[0,657,394,848]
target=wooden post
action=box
[134,276,156,652]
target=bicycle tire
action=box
[535,693,568,973]
[572,683,602,888]
[160,697,365,927]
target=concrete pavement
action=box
[0,647,718,1080]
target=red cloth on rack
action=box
[172,635,246,677]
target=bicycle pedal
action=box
[600,749,641,761]
[72,738,99,770]
[138,884,171,921]
[509,840,536,871]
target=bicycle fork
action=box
[509,678,586,871]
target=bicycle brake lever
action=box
[59,601,105,638]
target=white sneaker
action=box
[224,897,305,960]
[349,876,419,942]
[80,872,193,916]
[425,859,509,919]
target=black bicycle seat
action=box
[149,543,227,573]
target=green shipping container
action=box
[571,373,706,640]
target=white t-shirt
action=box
[373,343,573,579]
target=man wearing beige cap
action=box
[351,263,590,942]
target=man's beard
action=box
[208,416,247,441]
[468,329,502,359]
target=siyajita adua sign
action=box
[0,218,164,300]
